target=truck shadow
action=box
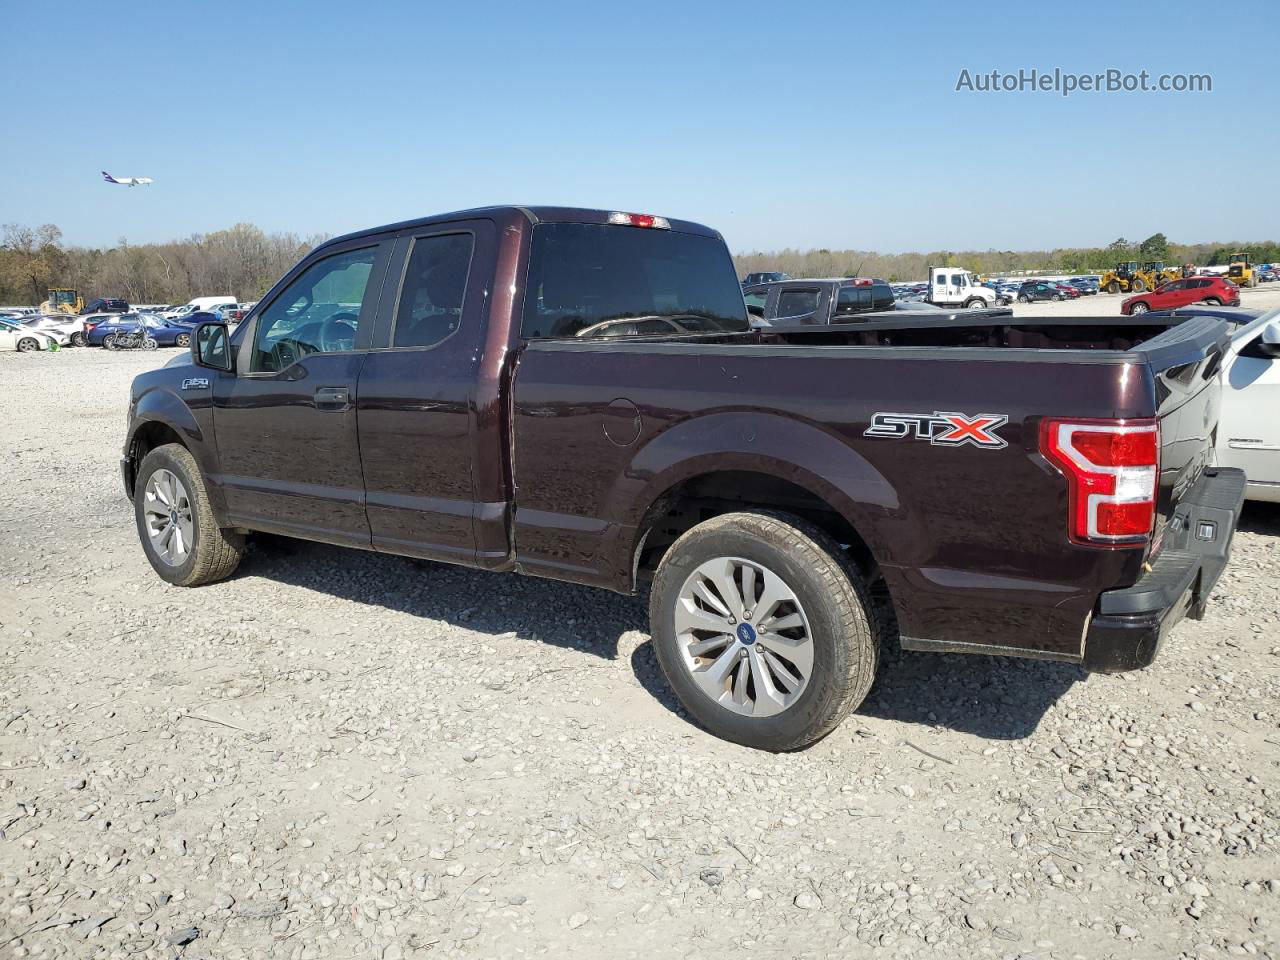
[856,641,1084,740]
[244,536,1081,741]
[239,534,649,660]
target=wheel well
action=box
[128,422,186,479]
[634,470,877,583]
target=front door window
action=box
[251,247,378,372]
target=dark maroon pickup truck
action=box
[122,206,1245,750]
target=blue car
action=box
[87,312,197,347]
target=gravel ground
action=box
[1,346,1277,960]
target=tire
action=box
[1052,293,1063,301]
[143,338,158,350]
[1107,281,1120,294]
[1129,302,1149,314]
[134,443,244,587]
[1017,294,1029,303]
[1131,279,1147,293]
[175,333,191,347]
[104,335,117,350]
[70,332,86,347]
[17,337,39,353]
[963,298,984,309]
[1204,298,1222,306]
[648,510,879,751]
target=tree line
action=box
[4,222,1279,306]
[0,223,328,306]
[733,233,1280,283]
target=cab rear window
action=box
[520,223,748,339]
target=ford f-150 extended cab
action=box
[122,206,1245,750]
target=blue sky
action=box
[5,0,1276,253]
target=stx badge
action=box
[864,411,1009,449]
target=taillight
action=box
[607,212,671,229]
[1040,418,1159,546]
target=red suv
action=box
[1122,276,1240,315]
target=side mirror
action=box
[192,321,232,372]
[1259,320,1280,358]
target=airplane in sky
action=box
[102,171,154,187]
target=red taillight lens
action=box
[1040,418,1159,545]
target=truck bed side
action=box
[509,320,1227,662]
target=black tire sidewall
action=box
[650,519,865,750]
[134,448,204,585]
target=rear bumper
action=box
[1083,467,1246,672]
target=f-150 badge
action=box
[181,378,210,390]
[864,411,1008,449]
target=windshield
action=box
[520,223,748,339]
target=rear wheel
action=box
[17,337,39,353]
[1052,293,1063,301]
[1017,294,1029,303]
[1107,281,1121,294]
[1129,301,1150,314]
[1203,297,1222,306]
[175,332,191,347]
[104,335,117,350]
[1131,279,1147,293]
[649,511,879,751]
[135,443,243,586]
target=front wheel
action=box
[1131,280,1147,293]
[70,331,86,347]
[1129,302,1149,314]
[1052,293,1063,301]
[143,337,158,350]
[963,298,985,309]
[649,511,879,751]
[17,337,39,353]
[1107,281,1121,294]
[1017,294,1029,303]
[135,443,244,586]
[104,335,117,350]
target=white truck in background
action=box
[927,267,1002,309]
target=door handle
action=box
[314,386,350,409]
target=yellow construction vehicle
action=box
[1099,261,1147,294]
[1143,261,1181,287]
[1225,252,1256,288]
[39,288,84,314]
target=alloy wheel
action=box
[674,556,814,718]
[143,468,195,566]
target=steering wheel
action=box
[318,313,358,352]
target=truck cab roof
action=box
[323,206,724,250]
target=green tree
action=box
[1139,233,1169,260]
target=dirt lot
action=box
[1,338,1278,960]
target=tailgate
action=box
[1140,317,1231,552]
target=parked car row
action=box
[0,306,243,352]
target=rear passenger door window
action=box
[392,233,475,348]
[776,288,819,320]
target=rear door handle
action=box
[314,386,349,409]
